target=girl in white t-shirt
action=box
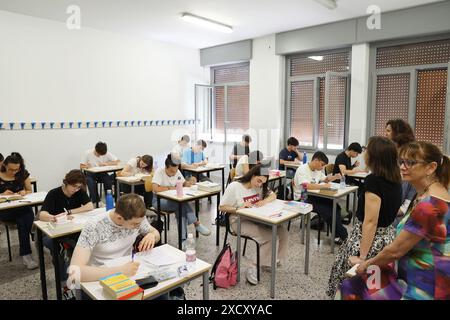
[152,154,210,245]
[119,155,154,207]
[171,135,190,161]
[219,164,288,285]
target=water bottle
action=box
[340,175,346,189]
[176,176,184,197]
[105,190,115,210]
[302,152,307,164]
[185,233,196,270]
[300,182,308,203]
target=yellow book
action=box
[99,273,139,299]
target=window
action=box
[372,39,450,151]
[287,50,350,151]
[212,63,250,143]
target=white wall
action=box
[249,35,284,162]
[0,10,209,191]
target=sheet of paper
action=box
[23,192,47,202]
[241,201,285,217]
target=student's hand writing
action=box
[18,190,27,196]
[121,261,140,277]
[67,215,74,221]
[253,201,265,208]
[242,201,254,208]
[138,233,156,252]
[190,176,197,184]
[354,160,360,168]
[2,190,15,195]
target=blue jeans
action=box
[152,197,197,241]
[86,172,113,203]
[0,207,34,256]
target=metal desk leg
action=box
[221,168,225,194]
[178,202,183,250]
[131,184,135,194]
[37,229,47,300]
[300,215,306,245]
[283,176,287,200]
[216,193,220,246]
[331,198,336,254]
[352,190,358,225]
[270,225,277,298]
[202,272,209,300]
[157,197,166,244]
[305,213,311,275]
[236,216,241,282]
[195,200,199,238]
[52,238,63,300]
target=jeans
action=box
[152,197,197,241]
[0,207,34,256]
[308,196,348,240]
[86,172,113,203]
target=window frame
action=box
[367,35,450,154]
[285,48,352,155]
[209,62,250,144]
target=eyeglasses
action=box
[398,159,427,168]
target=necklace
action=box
[412,180,438,208]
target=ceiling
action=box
[0,0,443,48]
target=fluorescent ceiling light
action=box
[314,0,338,10]
[308,56,324,61]
[181,13,233,33]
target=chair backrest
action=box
[325,164,335,175]
[144,173,154,192]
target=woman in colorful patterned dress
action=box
[341,141,450,300]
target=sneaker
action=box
[195,224,211,236]
[246,267,258,285]
[181,240,187,251]
[23,254,38,270]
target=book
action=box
[196,181,221,192]
[0,195,24,203]
[99,272,141,300]
[118,287,144,300]
[283,201,313,214]
[319,188,338,196]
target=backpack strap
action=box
[209,243,231,281]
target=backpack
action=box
[209,243,237,289]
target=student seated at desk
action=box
[235,150,264,178]
[152,154,210,245]
[278,137,301,179]
[219,164,288,286]
[333,142,366,197]
[171,135,190,160]
[80,141,120,204]
[229,134,251,168]
[38,169,94,292]
[326,137,402,298]
[0,154,37,269]
[292,151,346,244]
[119,155,153,207]
[69,194,160,285]
[181,139,212,182]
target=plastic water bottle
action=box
[340,175,346,189]
[185,233,196,270]
[300,182,308,203]
[176,176,184,197]
[105,190,115,210]
[303,152,307,164]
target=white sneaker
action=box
[23,254,38,270]
[246,267,258,285]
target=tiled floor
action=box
[0,198,351,300]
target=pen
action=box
[186,193,196,196]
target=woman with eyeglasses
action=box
[0,154,36,269]
[326,136,402,298]
[342,141,450,300]
[38,169,94,292]
[219,164,288,285]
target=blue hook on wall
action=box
[69,122,74,129]
[20,122,26,130]
[31,122,36,129]
[41,122,46,129]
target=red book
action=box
[118,287,144,300]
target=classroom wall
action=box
[0,10,209,191]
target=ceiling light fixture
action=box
[314,0,338,10]
[180,12,233,33]
[308,56,324,61]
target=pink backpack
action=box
[209,243,237,289]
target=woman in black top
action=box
[326,136,402,298]
[0,154,37,269]
[38,169,94,290]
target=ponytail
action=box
[438,155,450,189]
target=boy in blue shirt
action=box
[181,140,212,182]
